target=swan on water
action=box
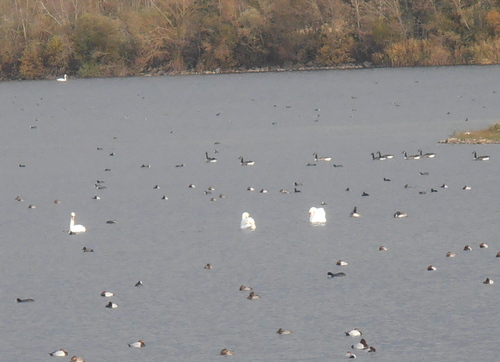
[240,212,256,230]
[69,212,86,234]
[309,207,326,223]
[57,74,67,82]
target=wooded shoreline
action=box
[2,0,500,81]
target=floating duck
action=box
[393,211,408,218]
[277,328,292,335]
[346,351,357,358]
[220,348,234,356]
[345,328,362,337]
[49,349,68,356]
[128,340,145,348]
[105,301,118,308]
[247,292,260,299]
[327,272,346,278]
[351,338,368,350]
[16,298,35,303]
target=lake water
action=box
[0,66,499,361]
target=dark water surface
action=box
[0,66,499,361]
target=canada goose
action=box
[393,211,408,218]
[371,153,381,160]
[378,151,394,159]
[402,151,421,160]
[205,152,217,163]
[472,151,489,161]
[350,207,360,218]
[313,153,332,161]
[418,149,436,158]
[239,156,254,166]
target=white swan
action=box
[240,212,256,230]
[69,212,86,234]
[309,207,326,223]
[57,74,67,82]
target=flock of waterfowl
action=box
[13,136,497,359]
[6,68,499,360]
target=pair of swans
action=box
[241,208,326,229]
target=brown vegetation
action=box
[2,0,500,80]
[440,123,500,144]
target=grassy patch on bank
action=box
[440,123,500,144]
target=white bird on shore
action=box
[69,212,86,234]
[240,212,256,230]
[57,74,67,82]
[309,207,326,223]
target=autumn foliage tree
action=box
[1,0,500,79]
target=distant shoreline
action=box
[4,63,500,82]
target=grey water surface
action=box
[1,65,499,361]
